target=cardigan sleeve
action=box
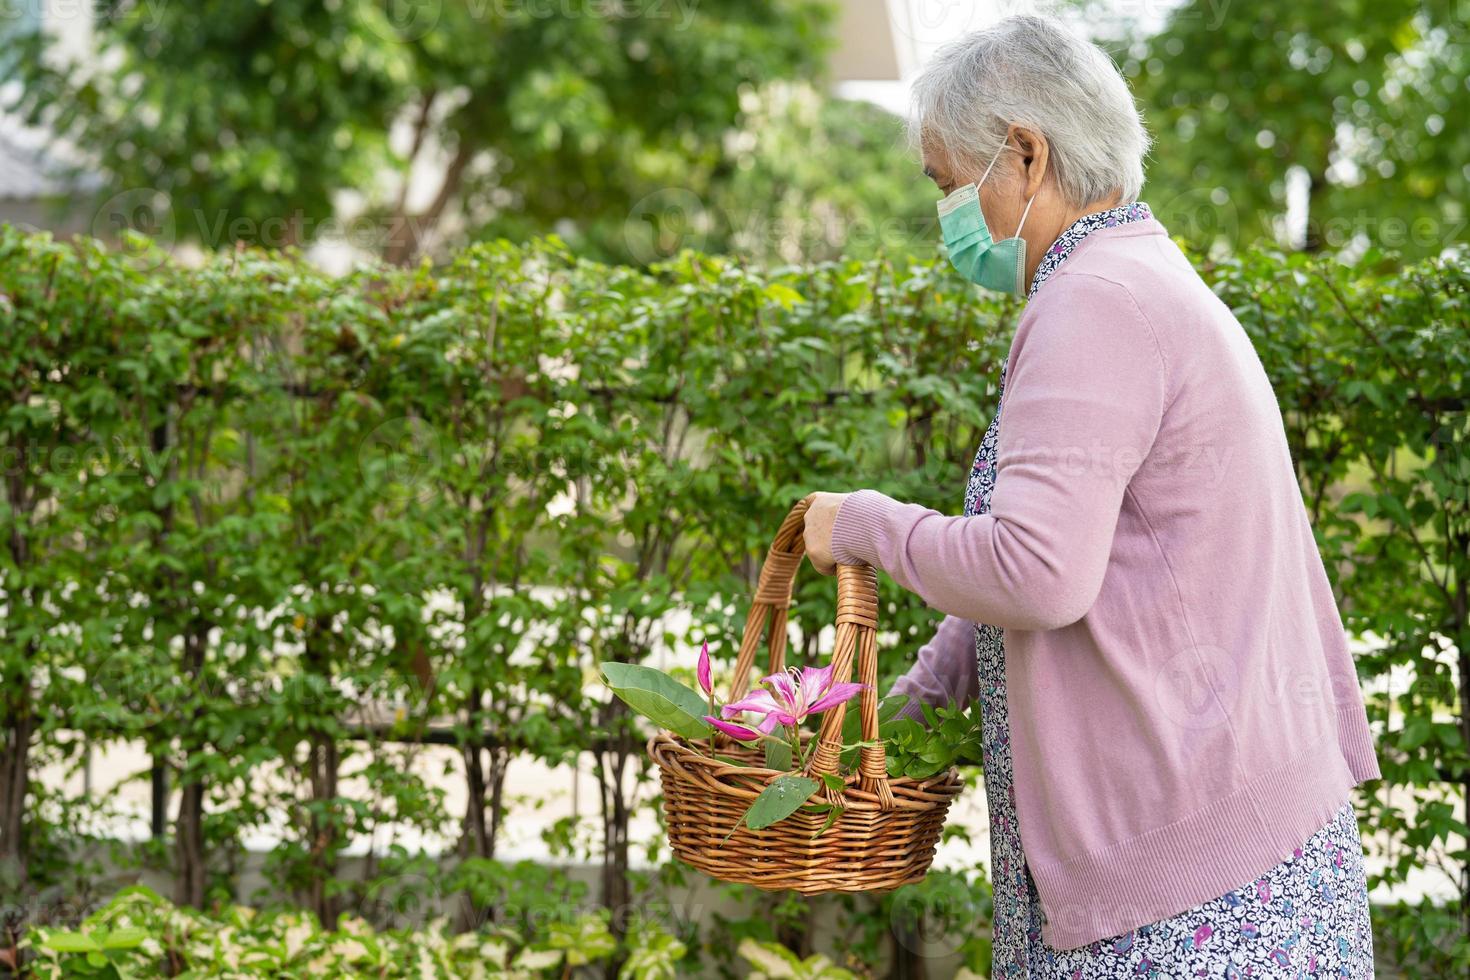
[887,613,979,725]
[830,272,1168,631]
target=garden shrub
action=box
[0,225,1465,976]
[23,884,684,978]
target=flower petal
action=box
[721,691,795,732]
[766,708,799,728]
[697,641,712,697]
[754,711,785,734]
[761,668,799,707]
[722,690,779,718]
[806,682,868,715]
[704,715,761,741]
[798,664,836,714]
[801,663,835,693]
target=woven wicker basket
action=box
[647,492,965,894]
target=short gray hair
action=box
[909,14,1151,205]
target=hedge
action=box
[0,224,1466,977]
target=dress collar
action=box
[1027,201,1153,299]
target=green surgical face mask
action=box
[936,141,1037,295]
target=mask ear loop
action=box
[977,139,1008,188]
[978,139,1037,238]
[1012,186,1039,296]
[1014,188,1038,238]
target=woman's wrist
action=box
[829,488,893,568]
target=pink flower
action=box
[719,689,788,733]
[697,640,713,697]
[720,663,866,732]
[704,715,762,741]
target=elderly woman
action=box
[803,14,1380,979]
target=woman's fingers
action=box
[803,491,848,576]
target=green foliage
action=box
[837,694,911,766]
[0,222,1010,971]
[600,662,715,741]
[4,0,834,265]
[11,0,1470,268]
[618,916,688,980]
[1131,0,1470,258]
[2,224,1468,976]
[22,884,678,978]
[882,869,995,977]
[736,936,857,979]
[695,85,939,267]
[33,925,146,978]
[883,702,984,781]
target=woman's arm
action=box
[889,612,980,724]
[831,273,1168,632]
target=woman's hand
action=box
[803,491,850,576]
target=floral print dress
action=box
[966,202,1376,979]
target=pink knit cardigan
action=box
[830,218,1381,950]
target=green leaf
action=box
[42,931,103,953]
[1401,718,1432,750]
[600,662,713,741]
[840,694,908,767]
[812,803,844,839]
[903,757,943,779]
[763,283,806,310]
[743,775,820,830]
[101,927,148,950]
[513,948,565,971]
[737,937,803,976]
[545,913,617,965]
[846,693,899,740]
[764,739,792,771]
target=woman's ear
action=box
[1009,125,1050,199]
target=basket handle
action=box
[725,492,895,809]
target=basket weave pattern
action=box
[647,492,965,893]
